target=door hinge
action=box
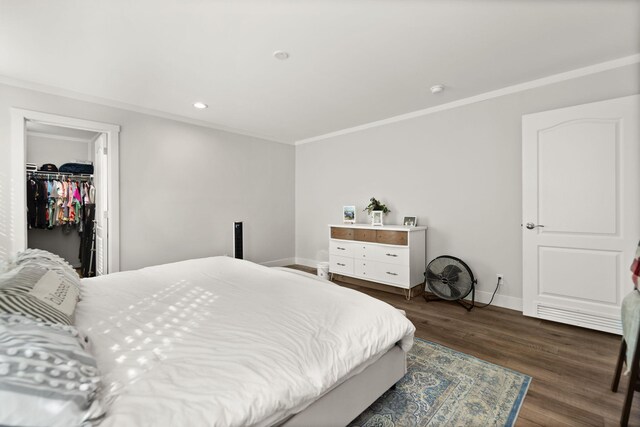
[103,146,108,155]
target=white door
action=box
[522,95,639,334]
[94,134,108,276]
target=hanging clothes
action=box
[73,184,82,227]
[54,179,63,226]
[62,180,70,223]
[80,203,96,277]
[26,174,93,229]
[26,179,38,229]
[35,179,48,228]
[47,180,55,229]
[26,172,95,276]
[67,181,76,224]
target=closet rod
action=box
[26,171,93,181]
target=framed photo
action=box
[372,210,383,226]
[343,206,356,223]
[403,216,417,227]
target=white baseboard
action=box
[466,289,523,312]
[294,257,324,269]
[260,257,297,267]
[294,257,522,312]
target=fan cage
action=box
[425,255,476,301]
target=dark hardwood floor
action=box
[287,265,639,427]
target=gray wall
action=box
[26,135,94,267]
[295,64,640,308]
[0,83,295,271]
[26,135,93,168]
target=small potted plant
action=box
[364,197,390,226]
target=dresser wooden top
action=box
[329,224,427,232]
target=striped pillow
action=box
[15,249,81,294]
[0,265,79,325]
[0,313,104,426]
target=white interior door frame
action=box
[10,108,121,273]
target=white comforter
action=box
[75,257,415,427]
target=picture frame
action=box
[403,216,417,227]
[372,210,383,226]
[343,206,356,223]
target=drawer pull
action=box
[337,247,346,250]
[337,263,346,267]
[386,272,398,276]
[386,253,398,257]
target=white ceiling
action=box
[1,1,638,144]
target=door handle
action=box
[385,253,398,257]
[525,222,545,230]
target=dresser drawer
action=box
[369,245,409,265]
[330,240,355,257]
[372,262,410,288]
[354,228,377,243]
[353,243,372,260]
[330,227,354,240]
[354,260,374,280]
[330,255,354,275]
[376,230,408,246]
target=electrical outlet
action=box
[497,274,504,284]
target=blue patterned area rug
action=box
[349,338,531,427]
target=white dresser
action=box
[329,224,427,290]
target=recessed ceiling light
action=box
[273,50,290,60]
[430,84,445,94]
[193,102,208,109]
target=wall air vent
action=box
[536,303,621,335]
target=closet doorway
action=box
[11,109,120,275]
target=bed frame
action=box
[281,345,407,426]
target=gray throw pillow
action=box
[0,265,79,325]
[0,313,104,427]
[15,249,81,294]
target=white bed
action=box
[75,256,415,426]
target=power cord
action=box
[475,276,502,308]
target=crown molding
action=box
[0,75,291,145]
[3,53,637,148]
[295,54,640,145]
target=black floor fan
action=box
[423,255,477,311]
